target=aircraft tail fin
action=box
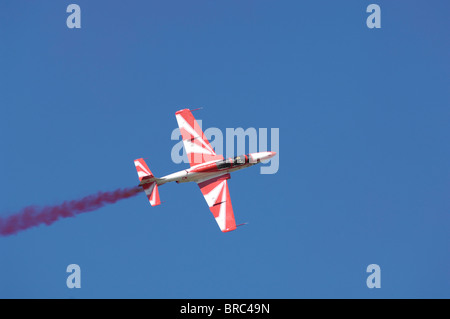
[134,158,161,206]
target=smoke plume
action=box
[0,186,142,236]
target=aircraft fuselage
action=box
[147,152,276,186]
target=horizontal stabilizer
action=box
[134,158,154,181]
[134,158,161,206]
[142,181,161,206]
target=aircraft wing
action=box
[197,174,237,232]
[175,109,223,167]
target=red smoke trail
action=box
[0,186,142,236]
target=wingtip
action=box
[222,223,248,232]
[221,226,236,233]
[175,107,203,115]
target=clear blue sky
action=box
[0,1,448,298]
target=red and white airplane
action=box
[134,108,276,232]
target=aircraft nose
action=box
[249,151,277,163]
[265,151,276,159]
[262,151,276,161]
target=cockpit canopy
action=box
[216,155,249,170]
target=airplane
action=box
[134,108,276,232]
